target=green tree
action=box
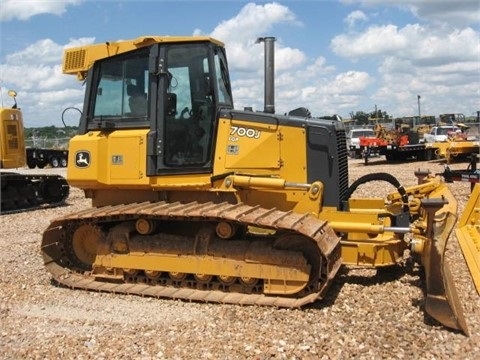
[350,111,369,125]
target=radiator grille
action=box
[336,129,349,204]
[7,124,19,149]
[63,49,86,72]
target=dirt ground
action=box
[1,157,479,359]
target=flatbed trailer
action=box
[381,143,434,162]
[26,147,69,168]
[360,141,434,164]
[360,138,479,165]
[440,153,480,191]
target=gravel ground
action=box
[1,158,479,359]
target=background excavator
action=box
[41,36,478,335]
[0,90,69,214]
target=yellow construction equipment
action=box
[424,124,479,163]
[41,36,476,335]
[0,91,69,213]
[456,183,480,294]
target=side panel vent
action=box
[63,49,87,73]
[306,124,348,209]
[336,129,349,204]
[7,124,19,150]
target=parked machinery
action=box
[41,36,476,334]
[26,147,69,169]
[424,124,479,163]
[0,90,69,214]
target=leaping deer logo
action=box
[75,151,90,168]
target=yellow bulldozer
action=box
[41,36,479,335]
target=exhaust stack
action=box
[256,37,276,114]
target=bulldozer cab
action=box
[79,40,233,175]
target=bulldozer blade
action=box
[455,183,480,295]
[422,200,469,335]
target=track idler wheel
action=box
[70,224,103,270]
[40,176,69,203]
[274,234,322,289]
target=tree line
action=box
[25,126,78,140]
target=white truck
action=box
[423,125,460,143]
[346,128,375,158]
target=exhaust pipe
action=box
[256,37,276,114]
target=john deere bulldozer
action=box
[0,91,69,214]
[41,36,477,334]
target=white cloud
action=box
[402,0,480,26]
[341,0,480,26]
[201,2,304,75]
[0,37,95,126]
[0,0,82,21]
[332,24,479,63]
[6,39,64,64]
[331,24,410,57]
[275,46,307,71]
[64,37,96,49]
[1,1,478,125]
[331,20,480,115]
[195,2,308,113]
[331,71,372,94]
[210,2,300,44]
[1,37,95,90]
[205,1,479,116]
[345,10,368,27]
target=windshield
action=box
[350,130,374,138]
[93,50,149,121]
[436,127,458,135]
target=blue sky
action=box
[0,0,479,127]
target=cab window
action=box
[93,51,149,122]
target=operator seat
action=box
[127,84,147,116]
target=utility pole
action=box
[416,95,421,128]
[417,95,421,117]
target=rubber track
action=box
[42,201,342,308]
[1,173,69,215]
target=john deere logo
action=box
[75,151,90,168]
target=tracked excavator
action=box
[0,91,69,214]
[41,36,477,334]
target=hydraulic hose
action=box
[342,172,408,211]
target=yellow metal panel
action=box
[455,183,480,294]
[236,189,313,214]
[68,130,213,192]
[109,135,143,180]
[279,126,308,183]
[340,239,403,266]
[457,227,480,294]
[214,117,307,183]
[224,119,281,169]
[0,108,25,168]
[68,131,108,187]
[67,130,149,187]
